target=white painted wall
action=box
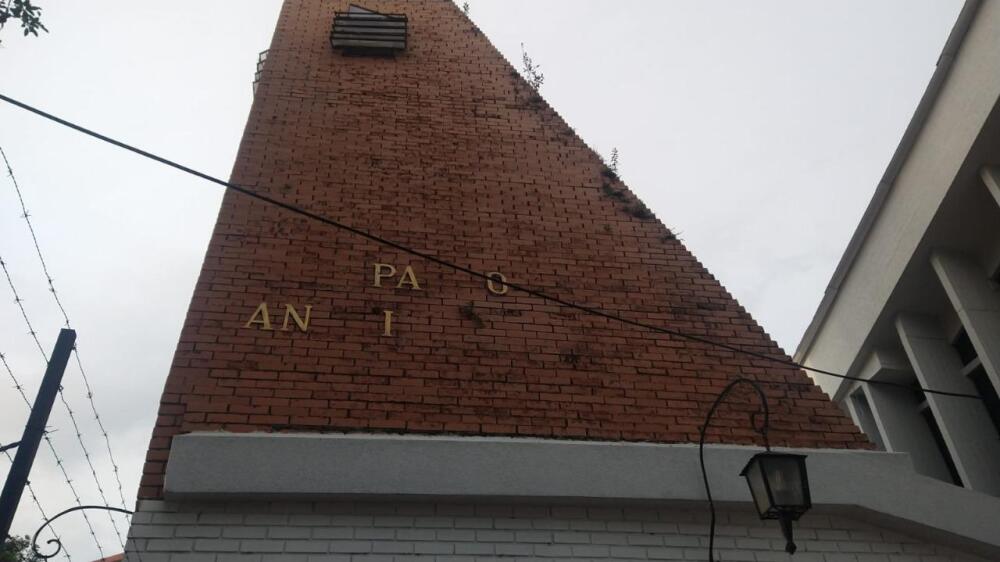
[125,500,988,562]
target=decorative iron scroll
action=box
[32,505,134,560]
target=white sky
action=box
[0,0,963,558]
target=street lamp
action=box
[740,452,812,554]
[699,377,813,561]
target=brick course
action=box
[125,500,985,562]
[140,0,868,499]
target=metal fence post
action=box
[0,328,77,539]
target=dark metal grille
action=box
[330,7,407,55]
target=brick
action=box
[129,525,175,539]
[145,538,194,552]
[193,539,240,553]
[327,541,373,554]
[176,526,223,538]
[170,554,217,562]
[239,541,285,554]
[284,541,328,554]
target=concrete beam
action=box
[896,313,1000,495]
[982,166,1000,208]
[864,383,952,482]
[163,432,1000,555]
[932,250,1000,393]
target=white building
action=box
[795,0,1000,496]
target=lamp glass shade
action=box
[740,453,811,520]
[742,458,772,516]
[763,455,807,507]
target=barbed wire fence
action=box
[1,145,134,558]
[1,350,71,562]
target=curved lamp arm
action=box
[31,505,134,560]
[698,377,771,562]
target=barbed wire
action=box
[1,146,131,555]
[0,255,107,558]
[1,351,71,562]
[0,147,72,327]
[55,387,128,554]
[70,350,131,514]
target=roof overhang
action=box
[794,0,984,367]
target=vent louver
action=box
[330,5,407,55]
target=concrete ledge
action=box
[165,432,1000,554]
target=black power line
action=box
[0,92,982,402]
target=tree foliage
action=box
[1,535,42,562]
[0,0,48,43]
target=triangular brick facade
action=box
[140,0,868,500]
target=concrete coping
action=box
[165,432,1000,556]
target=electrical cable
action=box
[0,92,983,402]
[2,145,134,540]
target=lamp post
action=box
[698,378,813,560]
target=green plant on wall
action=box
[520,43,544,91]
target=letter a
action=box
[396,266,422,290]
[245,302,273,331]
[282,304,312,332]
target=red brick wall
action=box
[140,0,868,499]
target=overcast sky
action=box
[0,0,963,558]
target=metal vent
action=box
[330,5,407,55]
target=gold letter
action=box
[396,265,422,290]
[245,302,273,331]
[383,310,394,336]
[486,272,509,295]
[281,304,312,332]
[373,263,396,287]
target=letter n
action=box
[282,304,312,332]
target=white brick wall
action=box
[124,500,985,562]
